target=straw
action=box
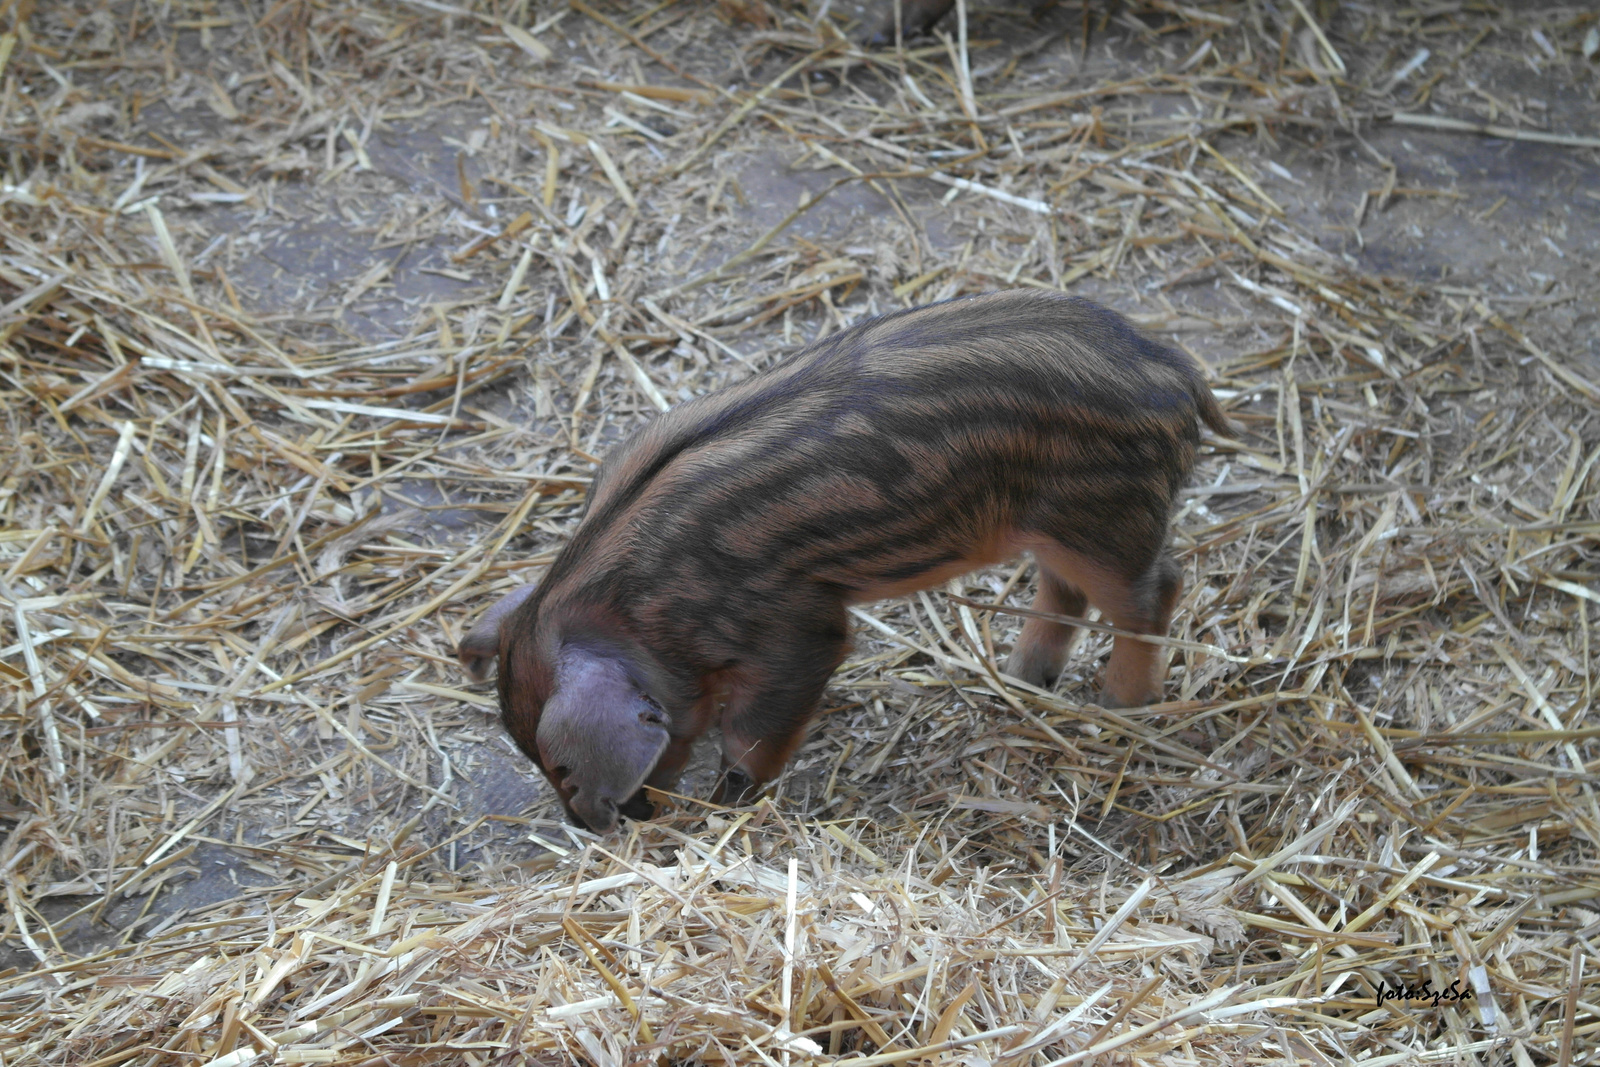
[2,1,1596,1064]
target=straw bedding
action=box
[1,1,1597,1064]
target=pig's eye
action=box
[638,695,667,726]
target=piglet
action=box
[458,290,1229,832]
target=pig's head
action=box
[457,586,670,833]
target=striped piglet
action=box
[459,290,1229,831]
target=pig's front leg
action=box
[623,689,722,819]
[712,618,850,807]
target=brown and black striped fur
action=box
[458,290,1229,832]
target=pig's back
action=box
[553,291,1216,633]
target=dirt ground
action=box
[3,1,1599,1064]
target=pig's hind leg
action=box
[1005,563,1089,688]
[1097,553,1182,707]
[1026,543,1183,708]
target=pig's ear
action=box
[538,647,670,833]
[457,583,538,682]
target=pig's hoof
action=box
[617,790,656,823]
[714,768,758,806]
[1005,649,1062,689]
[1094,687,1160,709]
